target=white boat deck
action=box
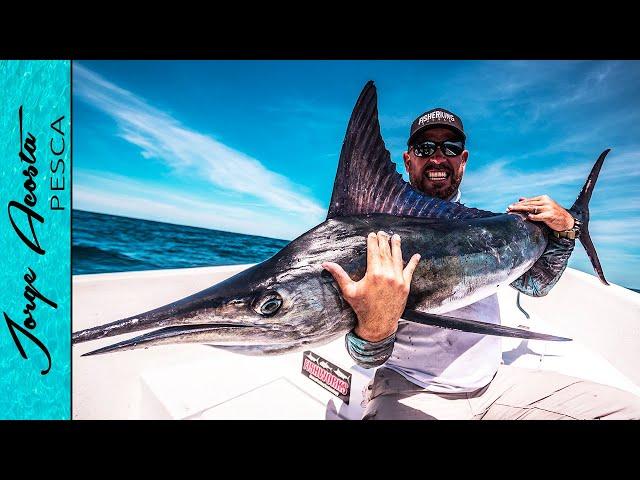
[73,265,640,419]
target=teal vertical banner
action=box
[0,60,70,419]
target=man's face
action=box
[403,127,468,200]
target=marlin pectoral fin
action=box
[402,308,571,342]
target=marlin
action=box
[73,81,610,356]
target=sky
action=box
[72,60,640,288]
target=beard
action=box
[410,162,463,200]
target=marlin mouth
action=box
[79,323,282,356]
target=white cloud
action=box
[462,146,640,213]
[73,63,325,223]
[462,161,586,211]
[455,61,637,134]
[73,171,320,240]
[587,217,640,246]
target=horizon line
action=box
[72,208,292,243]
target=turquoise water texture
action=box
[0,60,70,419]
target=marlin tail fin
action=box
[569,149,610,285]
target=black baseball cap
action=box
[407,107,466,146]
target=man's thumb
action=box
[322,262,353,293]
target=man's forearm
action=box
[345,329,396,368]
[510,230,576,297]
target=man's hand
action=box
[322,231,421,342]
[507,195,574,232]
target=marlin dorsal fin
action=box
[327,81,494,221]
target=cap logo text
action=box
[418,110,455,126]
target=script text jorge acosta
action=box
[4,106,67,375]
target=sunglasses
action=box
[411,140,465,158]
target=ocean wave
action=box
[72,210,289,275]
[72,244,158,273]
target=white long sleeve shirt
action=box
[384,294,502,393]
[384,189,501,393]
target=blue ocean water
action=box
[0,60,70,419]
[72,209,291,275]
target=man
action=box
[322,108,640,420]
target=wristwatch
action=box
[553,216,581,240]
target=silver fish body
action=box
[73,211,550,355]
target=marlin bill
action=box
[73,81,611,356]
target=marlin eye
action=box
[258,295,282,316]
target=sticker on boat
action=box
[302,351,352,404]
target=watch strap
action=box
[553,216,581,240]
